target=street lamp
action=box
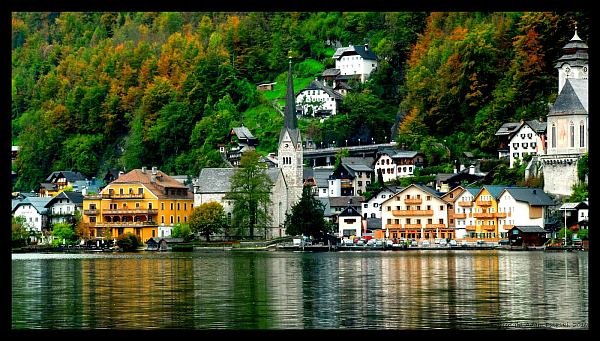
[332,140,336,147]
[320,141,323,149]
[358,138,361,146]
[372,137,374,145]
[345,139,348,147]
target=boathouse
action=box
[508,226,549,247]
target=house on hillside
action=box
[226,126,259,166]
[295,79,344,117]
[44,191,84,226]
[332,43,378,83]
[374,148,424,183]
[39,171,87,197]
[12,196,52,244]
[361,185,403,219]
[506,119,547,168]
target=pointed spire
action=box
[572,22,581,41]
[284,56,298,130]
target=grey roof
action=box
[317,197,332,217]
[525,119,547,134]
[436,173,454,182]
[12,199,23,211]
[502,187,554,206]
[280,58,300,146]
[45,171,86,182]
[555,30,588,68]
[329,196,364,207]
[392,151,419,159]
[332,44,378,61]
[72,179,103,193]
[481,185,506,199]
[231,126,256,140]
[313,167,334,187]
[569,78,588,112]
[550,79,587,116]
[322,68,340,77]
[45,191,84,208]
[341,157,374,173]
[196,168,236,193]
[412,183,442,198]
[559,202,588,210]
[512,226,547,233]
[303,167,314,180]
[13,196,52,214]
[299,80,344,100]
[495,122,521,136]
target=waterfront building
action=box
[440,185,466,228]
[12,196,52,243]
[452,187,481,240]
[328,157,374,196]
[44,191,83,226]
[471,185,505,241]
[540,27,588,197]
[338,204,363,239]
[380,183,453,241]
[496,187,555,239]
[82,166,194,243]
[361,185,403,219]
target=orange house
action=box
[82,167,194,244]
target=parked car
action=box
[344,239,354,246]
[421,240,431,247]
[439,239,448,246]
[449,240,457,247]
[366,239,376,247]
[386,240,394,247]
[356,240,365,246]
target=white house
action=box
[508,119,547,168]
[337,205,363,239]
[44,191,84,226]
[296,79,344,117]
[496,187,555,239]
[361,185,403,219]
[12,196,52,243]
[374,149,424,183]
[380,184,453,241]
[452,187,481,239]
[332,44,378,83]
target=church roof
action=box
[549,79,587,116]
[280,57,301,146]
[195,167,280,194]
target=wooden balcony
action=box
[385,224,402,229]
[482,225,496,231]
[392,209,434,216]
[404,224,422,229]
[503,225,515,230]
[85,193,144,199]
[458,201,473,207]
[83,209,98,215]
[90,221,158,227]
[465,225,476,231]
[404,198,422,204]
[494,212,507,218]
[425,224,446,229]
[454,213,467,219]
[472,212,495,218]
[102,209,159,215]
[476,200,492,206]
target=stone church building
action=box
[194,58,304,239]
[540,27,588,197]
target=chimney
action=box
[469,165,475,175]
[533,189,537,195]
[539,116,544,122]
[142,167,147,173]
[152,166,157,175]
[364,43,368,51]
[118,171,124,178]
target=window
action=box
[427,218,433,224]
[161,216,164,223]
[387,206,391,211]
[374,203,378,208]
[580,121,585,147]
[170,203,174,210]
[513,143,518,149]
[570,121,575,147]
[89,204,96,210]
[90,216,96,223]
[440,205,444,211]
[439,219,444,224]
[161,202,164,210]
[522,143,528,148]
[170,216,174,224]
[363,203,368,208]
[551,123,556,148]
[426,196,431,201]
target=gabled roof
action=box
[364,185,404,201]
[525,119,547,134]
[231,127,256,140]
[329,196,364,207]
[341,157,374,173]
[322,68,340,77]
[312,167,334,187]
[332,44,378,61]
[45,171,86,183]
[500,187,555,206]
[549,79,587,116]
[13,196,52,214]
[195,168,279,194]
[339,205,361,217]
[45,191,84,207]
[381,183,442,206]
[495,122,521,136]
[559,202,588,210]
[476,185,506,199]
[298,80,344,100]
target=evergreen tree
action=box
[283,185,329,239]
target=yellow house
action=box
[471,185,505,241]
[82,167,194,244]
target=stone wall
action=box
[541,154,581,197]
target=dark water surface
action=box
[11,250,588,330]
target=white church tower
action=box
[541,25,588,197]
[278,57,304,208]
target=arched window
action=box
[569,121,575,147]
[551,123,557,148]
[580,121,585,147]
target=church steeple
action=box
[556,23,588,93]
[284,56,298,130]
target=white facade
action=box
[361,188,398,219]
[508,124,545,168]
[338,214,362,238]
[335,45,378,83]
[296,87,340,116]
[453,190,477,239]
[47,199,79,225]
[497,192,547,239]
[328,178,341,197]
[374,154,417,182]
[13,204,46,234]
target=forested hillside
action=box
[11,12,589,192]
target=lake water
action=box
[11,249,588,330]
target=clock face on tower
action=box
[285,143,289,148]
[583,66,588,73]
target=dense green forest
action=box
[11,12,589,192]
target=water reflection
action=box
[12,250,588,330]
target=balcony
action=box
[404,224,422,229]
[503,224,515,230]
[465,225,476,231]
[458,201,473,207]
[385,224,402,229]
[102,209,159,215]
[425,224,446,229]
[472,212,495,219]
[483,225,496,231]
[392,209,434,216]
[90,221,158,227]
[85,193,144,199]
[83,209,98,215]
[454,213,467,219]
[404,198,422,204]
[476,200,492,206]
[494,212,507,218]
